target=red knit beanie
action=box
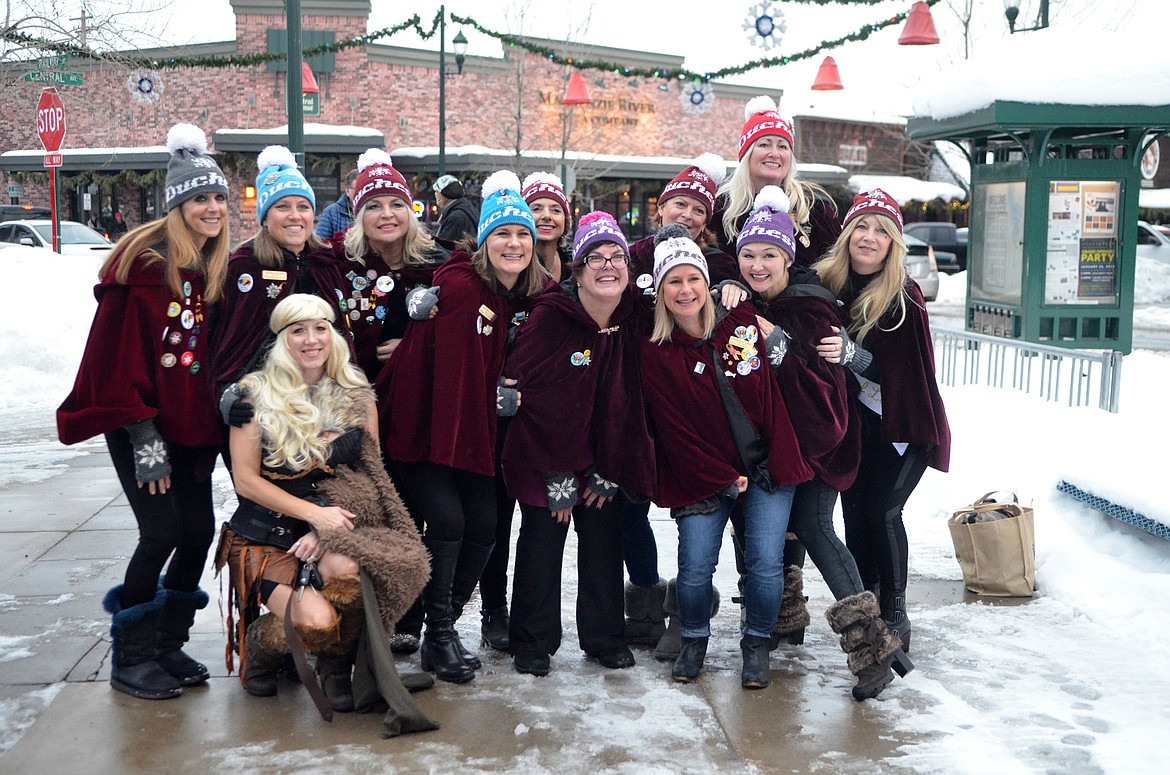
[521,172,569,214]
[738,95,794,160]
[659,153,727,214]
[843,188,904,233]
[352,148,412,213]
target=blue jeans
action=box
[676,483,795,639]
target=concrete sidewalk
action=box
[0,445,952,774]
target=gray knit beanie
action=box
[163,123,229,213]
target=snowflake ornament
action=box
[680,80,715,116]
[127,70,164,105]
[743,2,785,51]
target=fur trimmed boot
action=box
[624,578,668,647]
[655,579,719,661]
[155,584,210,686]
[825,591,913,701]
[103,585,181,700]
[480,606,510,651]
[242,613,287,698]
[671,636,708,683]
[740,634,772,689]
[316,575,362,713]
[770,565,811,648]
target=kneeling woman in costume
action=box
[219,294,430,717]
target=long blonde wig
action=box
[813,213,909,346]
[240,294,371,472]
[717,141,832,246]
[100,206,230,303]
[343,198,437,267]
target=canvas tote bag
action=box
[948,491,1036,597]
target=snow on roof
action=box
[216,124,384,136]
[1,146,167,158]
[913,28,1170,121]
[849,174,967,204]
[1139,189,1170,210]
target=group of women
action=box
[58,95,949,719]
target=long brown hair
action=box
[100,207,230,302]
[246,225,329,269]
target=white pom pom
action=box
[166,123,208,156]
[692,153,727,186]
[482,170,522,199]
[356,148,393,172]
[521,171,564,192]
[753,185,790,214]
[257,145,297,172]
[744,95,777,121]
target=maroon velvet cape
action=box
[377,252,554,476]
[208,240,351,389]
[500,285,655,507]
[842,278,952,472]
[750,267,860,491]
[330,237,446,383]
[713,193,841,267]
[640,303,813,508]
[58,254,222,450]
[628,237,740,289]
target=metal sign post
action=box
[36,88,66,253]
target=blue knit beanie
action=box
[255,145,316,224]
[476,170,535,247]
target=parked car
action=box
[0,219,113,258]
[904,221,966,272]
[1154,224,1170,239]
[903,233,939,302]
[1136,220,1170,265]
[0,205,51,222]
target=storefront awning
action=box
[213,124,385,154]
[0,146,171,173]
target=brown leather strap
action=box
[284,603,334,723]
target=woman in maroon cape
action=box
[641,225,812,689]
[814,188,952,657]
[501,212,655,677]
[377,170,551,684]
[57,124,230,701]
[333,148,448,383]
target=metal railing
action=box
[932,327,1123,412]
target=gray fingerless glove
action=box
[218,383,254,427]
[764,326,790,369]
[586,470,619,500]
[543,471,578,512]
[496,379,520,417]
[406,285,439,320]
[837,327,874,375]
[125,419,171,483]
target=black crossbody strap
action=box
[706,343,774,492]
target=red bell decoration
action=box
[811,56,843,91]
[561,71,593,105]
[301,62,320,95]
[899,1,941,46]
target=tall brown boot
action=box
[242,613,287,698]
[316,575,362,713]
[825,591,913,702]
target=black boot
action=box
[448,594,481,670]
[881,591,912,654]
[242,613,285,698]
[741,634,772,689]
[449,541,496,669]
[655,579,719,661]
[672,636,708,683]
[420,539,475,684]
[481,605,510,651]
[826,592,914,702]
[624,578,667,647]
[155,584,210,686]
[103,585,181,700]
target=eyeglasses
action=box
[583,253,629,269]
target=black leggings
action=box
[105,428,216,607]
[477,463,516,611]
[840,412,930,595]
[393,462,497,548]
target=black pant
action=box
[393,462,496,547]
[477,463,516,611]
[510,496,626,657]
[840,411,930,595]
[105,428,216,607]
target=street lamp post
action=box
[437,6,468,177]
[1004,0,1049,33]
[286,0,305,164]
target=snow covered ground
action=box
[0,246,1167,772]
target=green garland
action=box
[2,1,939,79]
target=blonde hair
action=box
[813,214,909,346]
[649,272,716,345]
[240,294,371,472]
[100,207,230,303]
[471,230,547,298]
[343,198,437,267]
[717,140,834,246]
[246,224,329,269]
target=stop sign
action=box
[37,88,66,153]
